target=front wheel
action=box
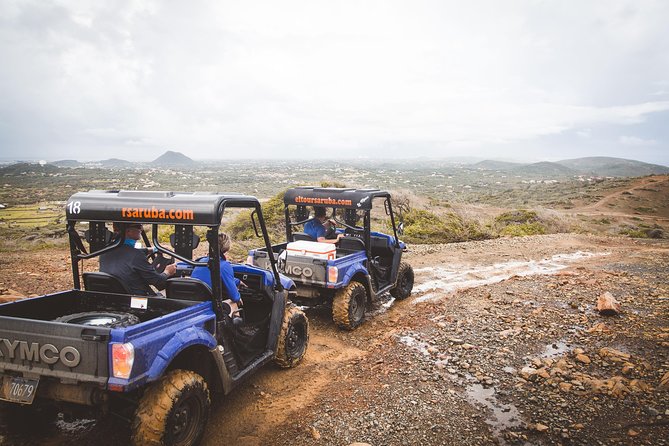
[390,262,414,300]
[332,281,367,330]
[275,305,309,368]
[132,370,210,446]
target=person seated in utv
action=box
[100,222,177,295]
[191,232,242,312]
[303,206,343,243]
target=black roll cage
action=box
[283,190,401,261]
[65,190,284,320]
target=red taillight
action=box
[112,343,135,379]
[327,266,338,283]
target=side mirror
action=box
[397,222,405,236]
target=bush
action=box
[400,209,487,244]
[494,209,539,225]
[619,224,664,239]
[225,191,286,243]
[499,222,547,237]
[493,209,549,237]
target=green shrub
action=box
[493,209,550,237]
[499,222,547,237]
[400,209,487,244]
[225,191,286,244]
[619,228,648,238]
[319,181,347,188]
[619,224,664,239]
[494,209,539,225]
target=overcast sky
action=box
[1,0,668,164]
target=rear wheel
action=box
[275,305,309,368]
[132,370,210,446]
[332,281,367,330]
[390,262,414,300]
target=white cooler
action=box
[286,240,336,260]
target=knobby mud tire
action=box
[274,305,309,368]
[54,311,140,328]
[390,262,414,300]
[132,369,210,446]
[332,281,367,330]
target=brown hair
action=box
[218,232,231,253]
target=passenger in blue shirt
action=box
[303,207,343,243]
[191,232,241,304]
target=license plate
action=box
[1,377,39,404]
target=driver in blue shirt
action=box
[303,207,343,243]
[191,232,242,310]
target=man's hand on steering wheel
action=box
[148,250,176,274]
[164,263,177,276]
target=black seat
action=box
[165,278,213,302]
[292,232,315,241]
[338,236,366,252]
[83,272,131,294]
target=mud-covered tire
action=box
[54,311,140,328]
[274,305,309,368]
[390,262,414,300]
[132,369,210,446]
[332,281,367,330]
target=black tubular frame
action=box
[282,193,401,262]
[65,190,285,319]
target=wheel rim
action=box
[400,272,413,295]
[350,290,365,323]
[286,320,306,358]
[168,393,202,445]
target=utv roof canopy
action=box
[283,187,391,211]
[66,190,260,225]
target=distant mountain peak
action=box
[150,150,195,166]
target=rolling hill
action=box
[556,156,669,177]
[471,156,668,177]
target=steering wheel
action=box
[149,252,175,273]
[324,223,337,240]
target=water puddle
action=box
[465,384,523,445]
[539,341,570,359]
[414,251,610,302]
[55,417,97,435]
[398,332,526,445]
[398,335,432,356]
[367,293,396,317]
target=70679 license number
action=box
[1,377,39,404]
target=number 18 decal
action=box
[67,201,81,214]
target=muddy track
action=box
[0,233,667,446]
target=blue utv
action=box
[250,187,414,330]
[0,190,308,446]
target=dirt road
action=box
[1,233,668,446]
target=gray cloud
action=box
[1,0,668,164]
